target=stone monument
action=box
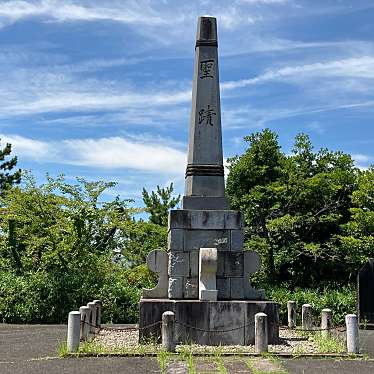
[357,258,374,326]
[139,16,279,345]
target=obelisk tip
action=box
[196,16,217,46]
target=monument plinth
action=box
[139,16,279,345]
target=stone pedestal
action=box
[139,299,279,345]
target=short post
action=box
[287,301,296,328]
[321,308,332,337]
[302,304,313,330]
[93,300,102,328]
[346,314,359,354]
[87,302,97,334]
[162,311,175,352]
[255,312,268,353]
[67,311,81,352]
[79,306,90,341]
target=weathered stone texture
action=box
[139,299,279,345]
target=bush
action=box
[266,284,356,326]
[0,264,155,324]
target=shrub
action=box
[266,284,356,326]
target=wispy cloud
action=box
[221,56,374,90]
[352,153,373,170]
[0,0,168,28]
[1,133,186,175]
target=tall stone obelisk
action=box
[139,16,279,346]
[183,16,229,210]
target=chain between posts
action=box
[80,318,346,335]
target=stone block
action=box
[143,250,169,299]
[225,211,243,229]
[184,175,226,199]
[200,289,218,301]
[182,196,229,210]
[230,277,245,299]
[169,252,189,277]
[244,301,279,344]
[139,299,279,345]
[231,229,244,251]
[168,229,184,251]
[209,301,245,345]
[139,299,174,342]
[184,277,198,299]
[169,210,242,230]
[168,277,184,299]
[217,278,230,299]
[217,252,224,276]
[184,229,230,251]
[224,252,244,277]
[189,251,199,277]
[199,247,218,301]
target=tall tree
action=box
[0,140,21,194]
[142,183,180,226]
[226,129,358,286]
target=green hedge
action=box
[266,285,356,326]
[0,265,155,324]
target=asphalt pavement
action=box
[2,324,374,373]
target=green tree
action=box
[0,172,132,273]
[226,129,358,286]
[338,166,374,271]
[142,183,180,226]
[0,140,21,194]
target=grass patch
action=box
[311,332,345,353]
[214,347,228,374]
[57,341,68,358]
[179,346,196,374]
[157,350,170,374]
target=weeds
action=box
[312,332,345,353]
[157,350,170,374]
[214,347,227,374]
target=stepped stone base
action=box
[139,299,279,345]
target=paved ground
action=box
[2,324,374,373]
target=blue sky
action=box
[0,0,374,206]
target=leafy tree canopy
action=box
[226,129,361,287]
[142,183,180,226]
[0,140,21,195]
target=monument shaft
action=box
[183,17,228,210]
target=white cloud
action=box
[221,57,374,90]
[239,0,289,4]
[352,154,371,163]
[0,134,186,175]
[1,134,52,161]
[0,0,167,27]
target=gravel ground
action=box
[93,327,333,354]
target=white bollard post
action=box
[67,311,81,352]
[79,306,90,341]
[162,311,175,352]
[302,304,313,330]
[346,314,359,354]
[255,312,268,353]
[321,308,332,337]
[93,300,102,329]
[287,301,296,328]
[87,302,97,334]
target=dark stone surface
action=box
[139,299,279,345]
[281,359,374,374]
[357,258,374,323]
[0,358,160,374]
[182,196,230,210]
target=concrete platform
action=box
[139,299,279,345]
